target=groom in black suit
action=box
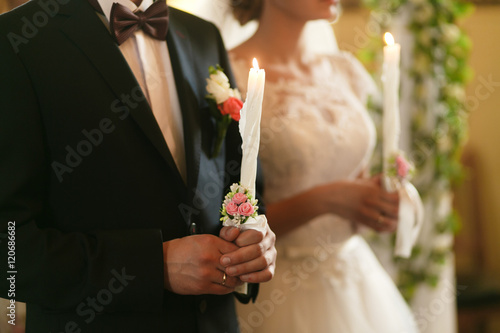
[0,0,276,332]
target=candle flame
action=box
[252,58,260,70]
[384,32,395,46]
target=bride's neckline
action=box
[228,52,332,85]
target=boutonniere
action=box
[205,65,243,158]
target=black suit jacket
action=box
[0,1,261,332]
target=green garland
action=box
[362,0,473,301]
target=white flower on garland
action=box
[441,24,461,44]
[445,83,466,102]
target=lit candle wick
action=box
[252,58,260,70]
[384,32,395,46]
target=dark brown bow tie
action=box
[109,1,169,45]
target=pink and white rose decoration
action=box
[388,152,415,180]
[221,183,258,227]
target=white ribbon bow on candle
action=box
[388,177,424,258]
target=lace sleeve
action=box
[337,51,381,107]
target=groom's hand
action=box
[219,224,276,283]
[162,235,244,295]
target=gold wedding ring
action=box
[221,272,227,286]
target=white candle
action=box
[382,32,401,191]
[239,58,266,196]
[235,59,266,295]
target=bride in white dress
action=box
[226,0,419,332]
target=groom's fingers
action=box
[223,240,276,276]
[210,271,244,294]
[163,235,242,295]
[219,223,276,282]
[239,262,275,283]
[233,229,264,247]
[225,249,274,277]
[229,266,274,284]
[220,229,274,267]
[219,226,240,243]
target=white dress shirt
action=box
[97,0,187,182]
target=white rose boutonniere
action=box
[205,65,243,158]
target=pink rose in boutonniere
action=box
[206,65,243,158]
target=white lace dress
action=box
[230,51,418,333]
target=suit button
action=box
[199,300,207,314]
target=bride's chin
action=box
[326,5,340,22]
[314,4,340,21]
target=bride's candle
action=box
[380,34,423,258]
[239,58,266,196]
[382,32,401,190]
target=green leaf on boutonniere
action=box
[211,114,232,159]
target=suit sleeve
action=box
[0,33,164,312]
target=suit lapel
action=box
[166,13,202,195]
[57,0,186,189]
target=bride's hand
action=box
[320,174,399,232]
